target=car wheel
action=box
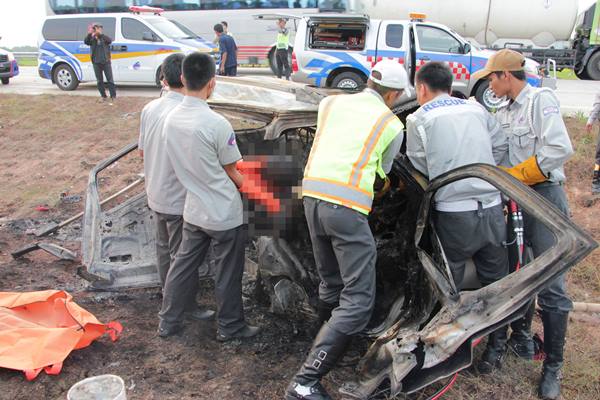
[474,80,508,111]
[331,71,365,89]
[155,68,162,88]
[575,68,590,80]
[53,64,79,91]
[585,51,600,81]
[1,78,9,85]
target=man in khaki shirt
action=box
[474,49,574,400]
[585,90,600,194]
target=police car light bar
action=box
[409,12,427,22]
[129,5,164,15]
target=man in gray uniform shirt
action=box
[585,89,600,194]
[406,62,509,374]
[474,49,574,400]
[139,54,214,322]
[158,52,260,342]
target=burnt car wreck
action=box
[78,77,597,398]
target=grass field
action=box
[16,57,37,67]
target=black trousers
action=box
[276,48,290,80]
[222,65,237,76]
[92,62,116,98]
[159,222,247,335]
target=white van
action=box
[38,9,217,91]
[291,14,554,109]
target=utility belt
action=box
[435,196,502,213]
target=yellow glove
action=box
[500,156,548,186]
[374,176,391,200]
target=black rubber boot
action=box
[476,324,508,374]
[538,310,568,400]
[508,300,535,360]
[309,300,337,337]
[286,323,351,400]
[592,170,600,195]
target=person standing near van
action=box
[84,23,116,102]
[139,53,215,322]
[473,49,574,400]
[213,21,235,45]
[275,18,291,80]
[286,60,408,399]
[158,52,260,342]
[214,23,237,77]
[585,89,600,194]
[406,62,509,375]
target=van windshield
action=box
[146,18,195,40]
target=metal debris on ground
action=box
[11,242,77,260]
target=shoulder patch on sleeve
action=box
[542,105,559,116]
[227,132,237,146]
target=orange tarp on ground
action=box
[0,290,122,380]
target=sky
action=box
[0,0,598,48]
[1,0,46,48]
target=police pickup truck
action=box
[290,13,554,109]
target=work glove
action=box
[373,175,391,200]
[499,156,548,186]
[236,160,281,213]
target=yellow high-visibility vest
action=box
[302,91,404,215]
[276,30,290,49]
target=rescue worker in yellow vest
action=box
[473,49,574,400]
[285,60,409,400]
[276,18,291,80]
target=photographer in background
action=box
[84,23,117,103]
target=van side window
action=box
[43,17,115,41]
[385,24,403,48]
[122,18,157,41]
[43,19,77,41]
[77,18,116,39]
[416,25,463,54]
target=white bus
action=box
[45,1,349,69]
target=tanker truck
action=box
[347,0,600,80]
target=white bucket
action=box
[67,374,126,400]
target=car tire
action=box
[585,51,600,81]
[53,64,79,91]
[474,80,508,111]
[155,68,162,88]
[331,71,365,89]
[1,77,9,85]
[575,68,590,80]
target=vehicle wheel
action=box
[575,69,590,80]
[155,68,162,88]
[1,78,8,85]
[331,71,365,89]
[474,80,508,111]
[53,64,79,91]
[269,47,292,76]
[585,51,600,81]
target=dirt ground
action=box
[0,94,599,400]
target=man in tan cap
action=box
[473,49,574,400]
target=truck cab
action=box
[292,14,550,109]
